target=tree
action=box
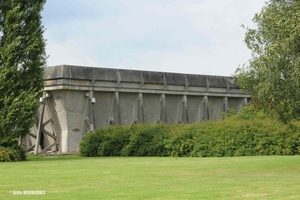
[235,0,300,123]
[0,0,47,153]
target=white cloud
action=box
[43,0,266,76]
[116,45,252,76]
[45,37,101,67]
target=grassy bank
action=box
[1,155,300,199]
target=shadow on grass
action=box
[26,154,87,162]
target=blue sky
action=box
[42,0,266,76]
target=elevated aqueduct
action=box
[22,65,250,154]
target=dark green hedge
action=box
[0,145,26,162]
[80,118,300,157]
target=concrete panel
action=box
[208,88,227,93]
[207,76,228,88]
[69,66,93,80]
[165,73,186,85]
[44,65,69,79]
[118,93,139,125]
[142,94,161,123]
[66,111,84,153]
[186,74,207,87]
[52,96,68,153]
[118,70,141,83]
[93,68,118,82]
[119,82,142,89]
[142,71,164,84]
[94,92,115,127]
[188,86,207,92]
[50,90,87,153]
[70,80,91,87]
[228,97,246,113]
[61,91,87,112]
[94,81,118,88]
[186,96,204,123]
[165,95,182,123]
[165,85,185,91]
[143,83,164,90]
[208,97,225,120]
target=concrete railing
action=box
[23,65,250,154]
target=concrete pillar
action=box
[34,103,45,154]
[203,96,210,121]
[243,97,248,106]
[137,93,145,123]
[115,92,121,125]
[182,95,189,123]
[223,97,229,115]
[159,94,167,123]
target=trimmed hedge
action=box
[80,118,300,157]
[0,145,26,162]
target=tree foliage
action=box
[0,0,47,147]
[235,0,300,123]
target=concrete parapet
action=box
[26,65,250,154]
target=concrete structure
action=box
[23,65,250,154]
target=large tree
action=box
[0,0,47,149]
[235,0,300,123]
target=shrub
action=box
[80,118,300,157]
[80,129,106,157]
[0,145,26,162]
[98,126,132,156]
[122,124,172,156]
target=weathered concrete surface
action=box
[24,65,250,154]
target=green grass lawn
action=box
[1,155,300,199]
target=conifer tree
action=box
[0,0,47,149]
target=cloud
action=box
[45,36,101,67]
[42,0,266,76]
[116,45,252,76]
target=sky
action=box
[42,0,267,76]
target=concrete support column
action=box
[34,102,45,155]
[223,97,229,115]
[115,92,121,125]
[81,92,91,137]
[46,96,60,153]
[138,93,145,123]
[243,97,248,106]
[90,91,96,131]
[159,94,167,123]
[203,96,210,121]
[182,95,189,123]
[34,93,57,154]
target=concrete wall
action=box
[25,65,250,154]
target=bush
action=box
[80,129,106,157]
[122,124,172,156]
[98,126,132,156]
[0,145,26,162]
[80,118,300,157]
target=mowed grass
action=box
[1,155,300,199]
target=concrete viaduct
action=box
[22,65,250,154]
